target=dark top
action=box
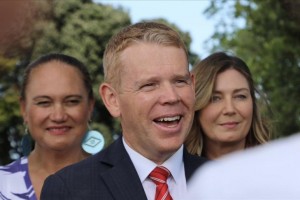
[41,137,207,200]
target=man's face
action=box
[117,43,195,164]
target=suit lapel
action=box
[183,147,208,181]
[99,137,148,200]
[96,138,207,199]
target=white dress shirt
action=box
[123,138,187,200]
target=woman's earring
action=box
[21,127,33,156]
[81,124,105,155]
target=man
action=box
[186,133,300,199]
[41,22,207,199]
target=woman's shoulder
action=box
[0,157,36,200]
[0,156,28,172]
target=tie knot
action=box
[149,166,173,200]
[149,166,171,185]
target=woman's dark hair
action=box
[20,53,94,101]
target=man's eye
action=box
[175,79,188,86]
[143,83,154,87]
[140,83,156,91]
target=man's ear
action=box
[99,83,121,118]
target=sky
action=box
[97,0,215,58]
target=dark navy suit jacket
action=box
[41,137,207,200]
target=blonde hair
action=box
[103,21,188,89]
[185,52,272,156]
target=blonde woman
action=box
[185,52,272,159]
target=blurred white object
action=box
[186,133,300,200]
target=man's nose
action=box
[160,84,181,104]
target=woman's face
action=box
[199,68,253,147]
[21,61,94,152]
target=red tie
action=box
[149,166,173,200]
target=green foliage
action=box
[32,0,132,142]
[0,0,198,164]
[205,0,300,137]
[0,0,131,164]
[141,18,199,66]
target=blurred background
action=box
[0,0,299,165]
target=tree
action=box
[31,0,132,144]
[0,0,131,164]
[204,0,300,138]
[0,0,51,164]
[0,0,198,164]
[148,18,199,66]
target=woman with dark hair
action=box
[0,53,103,199]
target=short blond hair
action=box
[103,21,188,89]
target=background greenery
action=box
[0,0,299,164]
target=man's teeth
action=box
[157,116,180,122]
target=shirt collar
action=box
[123,137,184,183]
